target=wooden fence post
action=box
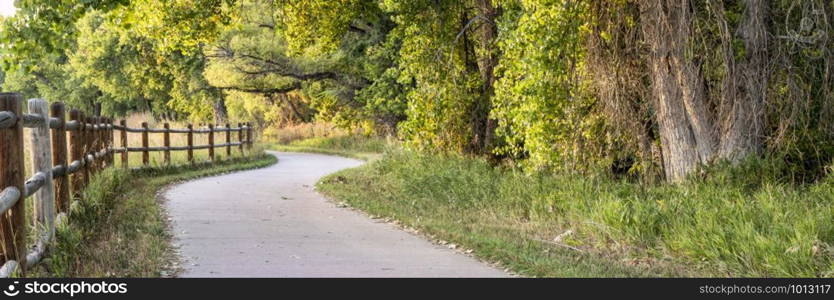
[110,117,115,166]
[105,117,113,167]
[101,117,107,167]
[93,116,100,173]
[238,122,244,155]
[246,122,253,150]
[88,116,96,174]
[163,123,171,165]
[208,124,215,161]
[51,102,69,213]
[141,122,149,166]
[0,93,25,268]
[28,99,55,241]
[106,117,112,167]
[81,113,89,188]
[187,124,194,164]
[69,110,84,198]
[95,116,103,172]
[89,115,97,175]
[225,123,231,158]
[120,120,128,168]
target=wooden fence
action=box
[0,92,254,277]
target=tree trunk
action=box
[641,0,717,182]
[460,10,484,154]
[642,0,769,182]
[213,97,228,123]
[474,0,500,155]
[717,0,768,161]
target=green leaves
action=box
[1,1,229,120]
[385,0,492,152]
[119,0,236,54]
[0,0,129,71]
[278,0,362,56]
[491,0,600,170]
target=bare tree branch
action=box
[216,82,302,94]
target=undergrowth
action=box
[318,149,834,277]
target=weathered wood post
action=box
[225,123,231,158]
[51,102,70,213]
[88,116,96,174]
[95,116,103,171]
[107,118,116,167]
[0,93,25,268]
[141,122,149,166]
[105,117,113,167]
[69,110,85,197]
[28,99,55,240]
[106,117,112,167]
[102,117,107,167]
[163,123,171,165]
[208,124,215,161]
[110,117,115,166]
[246,122,253,150]
[238,122,244,155]
[187,124,194,164]
[81,113,90,187]
[89,116,97,174]
[101,117,107,168]
[120,120,128,168]
[100,117,106,169]
[96,117,102,170]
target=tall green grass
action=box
[318,149,834,277]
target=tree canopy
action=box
[2,0,834,182]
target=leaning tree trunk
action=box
[641,0,718,182]
[717,0,768,161]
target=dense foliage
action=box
[2,0,833,182]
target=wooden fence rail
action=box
[0,92,255,277]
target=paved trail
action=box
[165,151,507,277]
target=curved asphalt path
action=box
[164,151,508,277]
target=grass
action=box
[264,122,345,144]
[27,152,277,277]
[267,135,387,161]
[15,113,259,276]
[263,122,389,161]
[315,149,834,277]
[116,114,252,168]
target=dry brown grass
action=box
[117,113,251,168]
[265,121,356,144]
